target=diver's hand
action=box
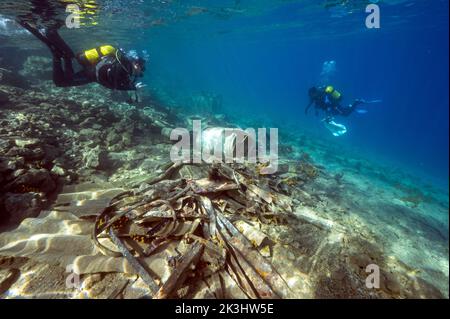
[135,82,147,89]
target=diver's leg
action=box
[20,21,79,86]
[52,56,69,87]
[351,99,364,109]
[52,61,92,88]
[52,50,75,87]
[16,19,64,58]
[63,58,74,80]
[17,20,70,87]
[337,101,361,117]
[69,71,95,87]
[341,99,365,116]
[44,27,75,59]
[16,18,74,59]
[16,20,50,45]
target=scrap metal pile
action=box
[92,162,300,299]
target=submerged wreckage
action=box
[90,161,301,299]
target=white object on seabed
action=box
[198,127,257,162]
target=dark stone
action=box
[122,132,132,147]
[103,152,126,170]
[124,109,141,121]
[0,157,15,174]
[6,146,35,159]
[3,192,44,224]
[5,168,56,194]
[382,272,401,295]
[0,139,13,154]
[0,90,9,104]
[42,144,61,162]
[106,130,121,145]
[79,128,102,142]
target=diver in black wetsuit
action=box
[305,86,364,119]
[305,85,366,137]
[16,19,146,91]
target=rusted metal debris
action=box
[92,162,297,299]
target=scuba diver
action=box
[15,19,146,92]
[305,85,369,137]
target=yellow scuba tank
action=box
[77,45,117,66]
[331,89,341,100]
[325,85,342,101]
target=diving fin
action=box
[16,20,68,59]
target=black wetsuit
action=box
[305,87,362,118]
[17,20,137,91]
[94,55,137,91]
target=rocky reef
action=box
[0,75,173,226]
[0,56,448,299]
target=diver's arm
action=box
[116,81,137,91]
[108,63,137,91]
